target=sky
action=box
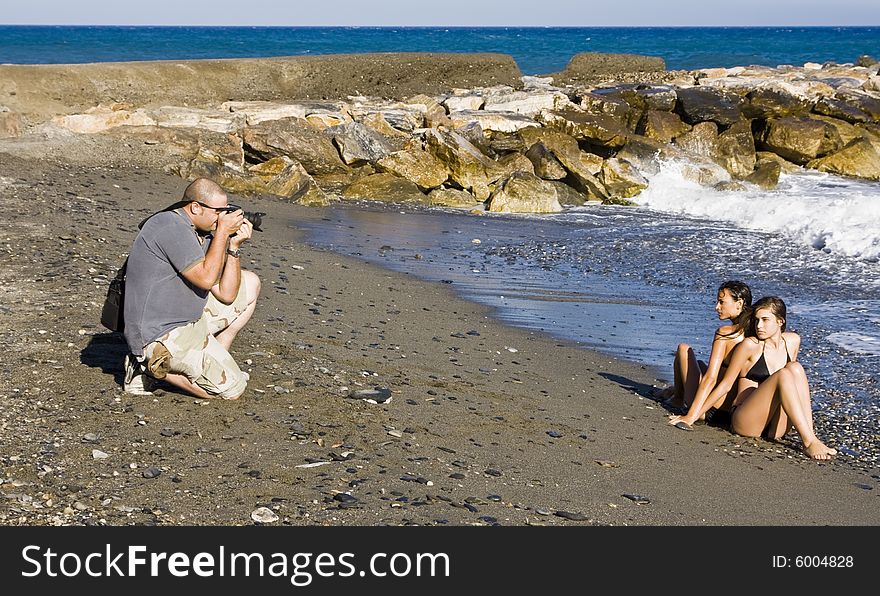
[3,0,879,27]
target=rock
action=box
[425,127,500,200]
[554,510,589,521]
[547,181,590,206]
[487,171,561,213]
[807,137,880,180]
[348,387,393,404]
[597,84,678,112]
[675,86,744,127]
[405,94,451,128]
[444,93,485,112]
[483,88,570,117]
[142,467,162,479]
[674,121,719,157]
[329,121,395,165]
[494,152,535,179]
[360,112,410,139]
[809,114,880,155]
[250,507,278,524]
[745,158,782,189]
[53,105,156,134]
[755,150,802,174]
[150,106,245,133]
[600,157,648,199]
[449,110,540,133]
[622,493,651,505]
[819,89,880,122]
[639,110,691,143]
[578,91,635,127]
[759,116,843,164]
[680,161,732,187]
[221,100,349,126]
[0,111,25,138]
[428,187,483,208]
[376,148,448,190]
[814,96,873,124]
[342,173,429,203]
[455,121,494,155]
[537,108,631,149]
[81,433,100,443]
[714,180,747,191]
[91,449,109,459]
[242,117,349,175]
[519,127,610,199]
[714,119,757,178]
[525,142,568,180]
[349,103,425,133]
[615,136,671,176]
[743,86,814,119]
[856,55,879,68]
[193,155,329,205]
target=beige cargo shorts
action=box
[143,279,250,399]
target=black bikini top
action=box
[744,337,791,384]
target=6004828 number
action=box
[795,556,853,567]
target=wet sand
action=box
[1,155,878,526]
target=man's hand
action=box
[216,208,244,238]
[229,217,253,250]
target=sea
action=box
[5,26,879,464]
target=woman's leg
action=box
[669,343,701,408]
[731,369,835,460]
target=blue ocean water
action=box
[0,25,878,74]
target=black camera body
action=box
[224,205,266,232]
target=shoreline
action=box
[1,155,878,526]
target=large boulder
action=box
[674,121,719,157]
[376,148,448,190]
[328,121,395,166]
[494,152,536,179]
[550,52,666,86]
[743,86,813,119]
[596,84,677,112]
[547,181,591,206]
[405,94,451,128]
[638,110,691,143]
[425,127,500,200]
[360,112,410,139]
[221,100,351,126]
[443,94,485,112]
[519,127,609,200]
[428,187,483,208]
[537,108,631,149]
[487,172,562,213]
[53,105,157,134]
[483,88,570,117]
[806,137,880,180]
[714,119,757,178]
[675,87,744,127]
[449,110,540,133]
[578,91,636,128]
[193,156,328,206]
[242,117,348,175]
[342,173,429,203]
[149,106,244,133]
[525,142,568,180]
[758,117,843,164]
[813,96,873,124]
[600,157,649,199]
[745,158,782,189]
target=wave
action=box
[632,160,880,261]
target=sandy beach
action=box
[1,154,877,526]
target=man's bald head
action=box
[184,178,227,206]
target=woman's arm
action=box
[671,339,754,425]
[677,331,733,421]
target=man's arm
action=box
[211,218,253,304]
[180,211,243,291]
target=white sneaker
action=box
[123,354,155,395]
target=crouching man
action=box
[122,178,261,399]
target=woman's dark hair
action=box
[718,280,753,337]
[752,296,787,333]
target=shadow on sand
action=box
[80,332,128,385]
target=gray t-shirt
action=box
[123,209,211,356]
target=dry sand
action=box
[0,154,877,527]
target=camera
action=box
[223,205,266,232]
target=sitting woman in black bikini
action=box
[673,296,836,460]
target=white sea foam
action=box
[827,332,880,356]
[632,160,880,261]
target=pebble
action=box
[142,467,162,479]
[82,433,100,443]
[535,508,551,516]
[595,460,619,468]
[251,507,279,524]
[91,449,109,459]
[349,387,393,404]
[449,473,465,480]
[547,431,562,438]
[387,430,404,438]
[622,493,651,505]
[484,468,502,477]
[555,510,589,521]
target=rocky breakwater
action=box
[3,53,880,213]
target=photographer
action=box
[122,178,261,399]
